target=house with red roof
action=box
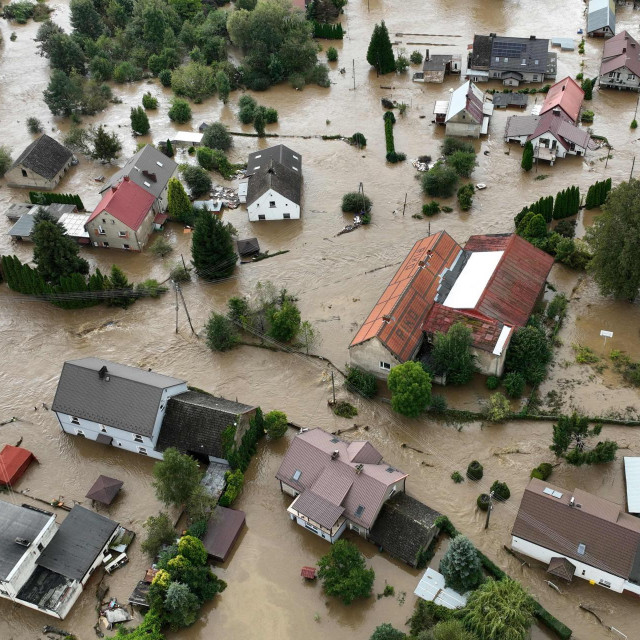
[85,176,156,251]
[539,77,584,123]
[599,30,640,91]
[349,231,554,379]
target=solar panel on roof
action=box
[493,42,526,57]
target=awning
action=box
[96,433,113,445]
[547,556,576,582]
[86,474,123,505]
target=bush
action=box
[218,469,244,507]
[477,493,491,511]
[581,110,594,123]
[181,165,212,197]
[345,366,377,398]
[264,410,288,439]
[410,50,423,64]
[205,312,238,351]
[0,146,14,178]
[531,462,553,480]
[467,460,483,481]
[318,540,375,605]
[168,99,192,124]
[490,480,511,501]
[503,372,525,398]
[149,237,173,258]
[202,122,232,151]
[505,325,551,385]
[333,401,358,418]
[457,183,474,211]
[113,61,141,83]
[447,151,476,178]
[186,519,208,539]
[422,201,440,216]
[351,132,367,147]
[159,69,172,87]
[263,107,278,124]
[170,263,190,283]
[451,471,463,483]
[632,119,638,129]
[327,46,338,62]
[388,361,432,417]
[442,137,474,156]
[430,394,447,412]
[142,92,158,110]
[342,192,372,213]
[486,376,499,390]
[27,117,43,134]
[555,219,576,238]
[422,164,459,198]
[395,54,410,73]
[487,392,510,421]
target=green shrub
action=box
[430,394,447,412]
[457,183,474,211]
[149,237,173,258]
[633,119,638,129]
[490,480,511,501]
[168,98,192,123]
[342,192,372,213]
[327,46,338,62]
[27,117,43,134]
[263,107,278,124]
[451,471,463,483]
[170,263,190,283]
[477,493,490,511]
[142,92,158,110]
[422,201,440,216]
[186,519,207,539]
[532,602,573,640]
[581,110,594,123]
[467,460,483,481]
[531,462,553,480]
[486,375,499,390]
[351,132,367,147]
[218,469,244,507]
[422,163,459,198]
[159,69,172,87]
[333,401,358,418]
[410,50,423,65]
[487,392,510,421]
[264,410,288,439]
[345,366,377,398]
[503,372,525,398]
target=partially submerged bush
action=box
[451,471,463,483]
[486,375,499,390]
[345,366,377,398]
[477,493,491,511]
[490,480,511,501]
[530,462,553,480]
[342,192,372,213]
[467,460,483,481]
[333,401,358,419]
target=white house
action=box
[0,501,119,618]
[246,145,302,221]
[442,81,493,138]
[511,478,640,596]
[599,31,640,91]
[52,357,188,459]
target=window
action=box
[283,213,290,219]
[389,487,397,497]
[532,75,538,81]
[21,169,28,177]
[102,218,106,223]
[350,523,360,534]
[123,244,130,249]
[630,74,636,80]
[102,241,109,247]
[609,72,614,78]
[355,505,365,517]
[134,434,143,443]
[38,543,44,552]
[71,416,80,425]
[521,58,526,65]
[138,447,148,455]
[534,59,539,65]
[156,161,163,167]
[76,429,85,437]
[118,231,127,238]
[100,425,107,433]
[258,214,266,220]
[504,57,508,62]
[577,543,586,555]
[144,181,151,187]
[98,225,105,235]
[269,201,276,208]
[292,469,302,481]
[379,361,391,370]
[495,57,499,62]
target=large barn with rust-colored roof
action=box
[348,231,554,379]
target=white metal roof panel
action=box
[492,325,513,355]
[624,457,640,513]
[443,251,504,309]
[414,568,468,609]
[172,131,203,144]
[446,81,470,121]
[59,213,90,238]
[434,101,449,115]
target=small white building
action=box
[624,457,640,515]
[442,81,493,138]
[246,145,302,221]
[414,568,469,609]
[511,478,640,596]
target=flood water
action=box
[1,0,640,637]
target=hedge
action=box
[218,469,244,507]
[313,22,344,39]
[29,191,85,211]
[221,407,265,472]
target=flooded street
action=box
[1,0,640,637]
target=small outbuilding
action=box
[547,556,576,582]
[202,506,246,562]
[0,445,37,486]
[237,237,260,257]
[86,475,124,506]
[587,0,615,38]
[414,568,469,609]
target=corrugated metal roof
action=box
[446,81,484,124]
[587,0,615,34]
[540,77,584,123]
[443,251,504,308]
[505,114,539,139]
[600,31,640,77]
[414,568,468,609]
[624,457,640,514]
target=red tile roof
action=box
[423,304,506,352]
[540,77,584,123]
[0,445,36,485]
[464,233,510,252]
[600,30,640,78]
[88,177,155,231]
[471,234,555,327]
[350,231,462,361]
[301,566,317,579]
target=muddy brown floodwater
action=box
[1,0,640,637]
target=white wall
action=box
[511,536,626,592]
[349,338,402,380]
[248,189,300,221]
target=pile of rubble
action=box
[211,185,241,209]
[98,598,132,631]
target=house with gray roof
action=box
[467,34,557,86]
[587,0,615,38]
[52,357,188,459]
[246,144,302,221]
[99,144,178,213]
[413,49,461,83]
[7,203,76,242]
[5,135,75,190]
[275,428,408,542]
[599,30,640,91]
[512,478,640,596]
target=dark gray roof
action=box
[472,34,551,74]
[100,145,178,200]
[246,160,302,206]
[422,54,453,72]
[247,144,301,174]
[237,237,260,256]
[37,506,118,581]
[0,502,53,580]
[11,135,73,179]
[5,203,33,221]
[17,565,74,610]
[52,358,186,437]
[7,204,75,238]
[368,493,441,567]
[492,93,529,107]
[588,0,615,34]
[470,34,493,68]
[156,391,255,459]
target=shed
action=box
[193,199,222,213]
[201,506,246,562]
[171,131,203,145]
[0,445,37,486]
[624,457,640,514]
[414,568,469,609]
[491,93,529,108]
[86,475,124,505]
[237,237,260,257]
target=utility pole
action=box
[352,59,356,91]
[402,192,407,216]
[635,91,640,120]
[631,156,636,181]
[177,283,196,336]
[173,280,179,334]
[180,253,187,270]
[605,148,610,169]
[484,491,494,530]
[331,370,336,404]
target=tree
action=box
[27,117,43,134]
[191,212,236,279]
[32,219,89,284]
[165,139,174,157]
[142,92,158,109]
[422,164,459,198]
[130,106,150,135]
[168,98,192,123]
[268,301,301,342]
[253,108,266,137]
[327,46,338,62]
[298,320,318,354]
[505,325,550,385]
[442,137,474,156]
[317,539,375,605]
[164,582,200,629]
[550,413,618,465]
[171,62,216,102]
[141,512,176,557]
[366,21,395,74]
[264,410,288,438]
[342,192,372,213]
[46,33,86,75]
[205,312,238,351]
[447,151,476,178]
[503,372,525,398]
[153,448,202,508]
[582,77,593,100]
[149,237,173,257]
[181,165,212,197]
[107,265,134,308]
[70,0,105,39]
[177,535,208,566]
[430,322,475,385]
[457,184,474,211]
[215,70,230,103]
[169,0,202,19]
[369,624,406,640]
[43,70,83,116]
[0,146,12,177]
[387,361,432,418]
[90,125,122,162]
[202,122,232,151]
[439,535,484,594]
[586,179,640,300]
[521,141,533,171]
[486,392,510,421]
[462,578,535,640]
[167,178,192,223]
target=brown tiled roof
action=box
[348,441,383,465]
[349,231,462,360]
[601,31,640,77]
[512,478,640,580]
[292,491,345,529]
[275,429,407,530]
[540,77,584,123]
[464,233,511,252]
[547,556,576,581]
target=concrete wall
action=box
[473,346,507,377]
[600,67,640,91]
[248,189,300,221]
[446,119,481,138]
[5,157,73,190]
[86,208,154,251]
[349,338,402,380]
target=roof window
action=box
[292,469,302,481]
[330,437,340,443]
[355,505,365,517]
[156,161,163,167]
[577,543,586,555]
[543,487,563,498]
[133,165,140,171]
[144,181,151,187]
[386,467,395,473]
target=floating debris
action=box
[412,159,430,172]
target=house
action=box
[7,203,76,242]
[52,357,188,459]
[99,145,178,214]
[349,231,554,379]
[624,457,640,515]
[246,145,302,221]
[467,34,557,86]
[275,428,407,542]
[587,0,615,38]
[599,31,640,91]
[413,50,461,83]
[440,81,493,138]
[85,177,156,251]
[0,501,119,618]
[539,77,584,123]
[504,111,592,164]
[511,478,640,595]
[4,135,75,190]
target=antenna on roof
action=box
[98,365,109,380]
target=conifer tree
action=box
[440,536,484,594]
[191,213,237,280]
[167,178,192,223]
[521,141,533,171]
[32,219,89,285]
[165,139,174,157]
[366,21,395,74]
[130,106,150,135]
[107,265,134,308]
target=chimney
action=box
[425,48,430,61]
[331,450,339,460]
[111,186,117,192]
[569,497,575,508]
[489,32,496,38]
[529,35,536,40]
[418,260,426,267]
[355,464,364,474]
[98,365,109,380]
[123,175,130,182]
[382,315,391,323]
